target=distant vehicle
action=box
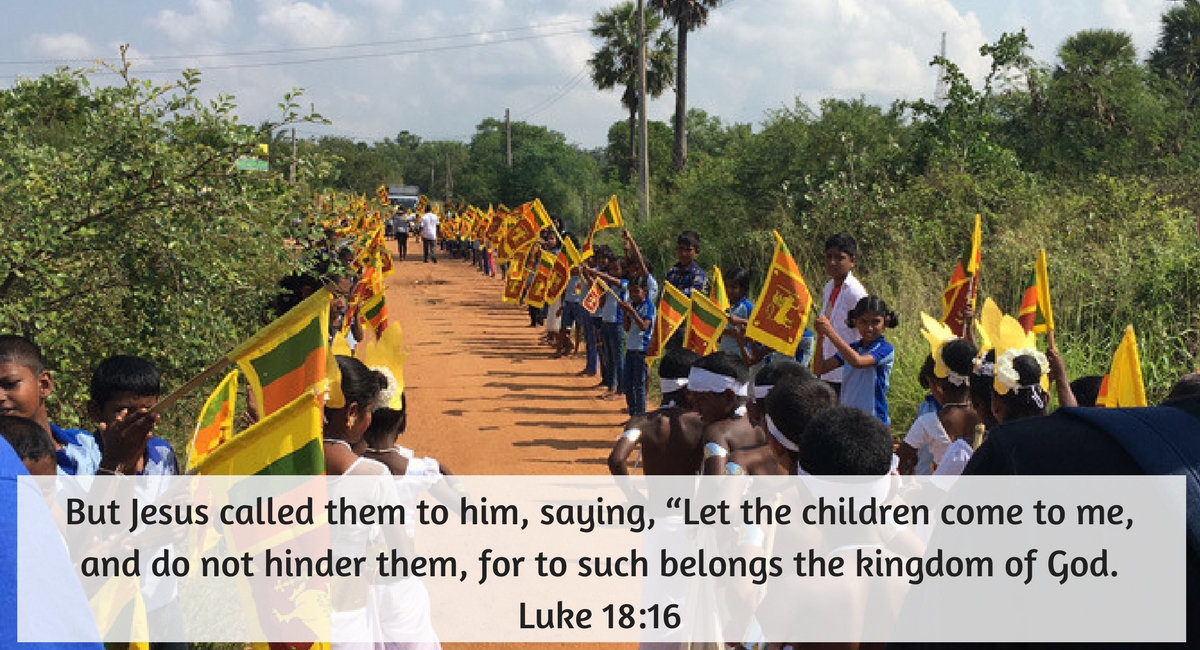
[387,184,420,211]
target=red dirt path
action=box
[386,242,636,649]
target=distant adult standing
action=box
[420,208,439,264]
[393,209,409,261]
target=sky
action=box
[0,0,1174,149]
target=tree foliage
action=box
[0,61,323,427]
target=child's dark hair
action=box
[659,348,700,381]
[363,393,407,448]
[941,339,978,377]
[1166,373,1200,402]
[799,406,892,476]
[676,231,701,250]
[628,275,649,292]
[692,352,749,384]
[918,355,936,390]
[593,245,614,261]
[754,359,814,390]
[995,354,1050,420]
[845,296,899,329]
[0,415,54,462]
[725,267,751,294]
[0,335,46,374]
[334,356,387,413]
[970,349,998,427]
[824,233,858,258]
[90,355,161,407]
[1070,375,1105,408]
[764,375,837,452]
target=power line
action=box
[0,27,589,80]
[0,18,591,66]
[518,66,590,120]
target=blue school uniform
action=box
[834,336,895,425]
[51,423,101,476]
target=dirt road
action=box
[386,243,636,650]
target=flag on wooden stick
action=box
[187,370,239,470]
[683,291,728,356]
[1018,248,1055,335]
[582,279,609,313]
[228,289,332,417]
[744,231,813,356]
[710,266,730,312]
[645,283,691,367]
[942,215,983,337]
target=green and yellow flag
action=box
[1018,248,1055,335]
[683,291,728,356]
[503,264,527,304]
[524,250,557,309]
[531,198,554,230]
[229,289,331,417]
[545,249,572,305]
[745,231,813,356]
[646,283,691,367]
[592,195,623,232]
[187,370,239,470]
[194,392,325,476]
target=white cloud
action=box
[150,0,234,43]
[257,1,355,47]
[24,32,94,59]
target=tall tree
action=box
[1149,0,1200,107]
[588,2,675,183]
[650,0,721,172]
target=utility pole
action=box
[445,152,452,206]
[636,0,651,221]
[505,108,513,169]
[289,127,297,184]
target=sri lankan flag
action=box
[545,249,572,304]
[941,214,983,337]
[187,370,239,470]
[531,198,554,230]
[683,291,728,356]
[1018,249,1055,334]
[745,231,812,356]
[592,195,623,232]
[229,288,331,417]
[646,283,691,367]
[710,266,730,311]
[1098,325,1148,408]
[503,208,539,256]
[503,266,527,304]
[562,236,584,268]
[377,184,389,205]
[582,279,608,313]
[194,392,324,476]
[524,251,556,309]
[90,576,150,650]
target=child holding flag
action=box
[817,233,868,394]
[619,276,655,416]
[812,296,898,426]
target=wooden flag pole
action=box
[150,358,232,415]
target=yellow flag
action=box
[744,232,813,356]
[1034,248,1055,333]
[187,370,239,470]
[710,266,730,311]
[1101,325,1148,408]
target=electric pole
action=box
[636,0,651,221]
[505,108,513,169]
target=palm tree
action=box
[1149,0,1200,107]
[589,2,676,182]
[650,0,721,172]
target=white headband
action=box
[765,414,798,452]
[660,377,689,394]
[687,367,749,396]
[752,384,773,400]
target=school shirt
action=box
[564,276,583,304]
[818,271,868,384]
[833,336,894,426]
[94,433,179,476]
[625,299,655,352]
[718,296,754,356]
[665,261,709,297]
[51,423,101,476]
[602,280,628,324]
[933,438,973,477]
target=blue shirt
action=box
[834,337,895,425]
[564,276,583,304]
[665,261,709,297]
[95,433,179,476]
[719,297,754,356]
[625,298,655,352]
[0,438,104,647]
[602,280,627,323]
[51,423,101,477]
